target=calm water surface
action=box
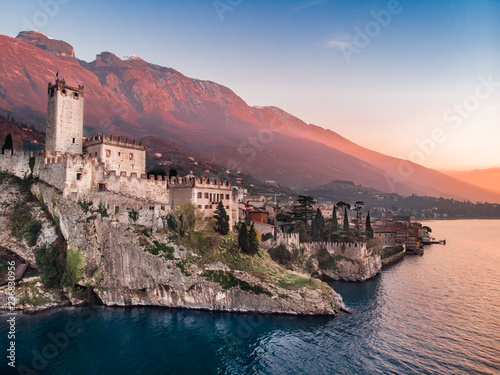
[1,219,499,374]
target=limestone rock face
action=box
[0,179,57,265]
[321,256,382,282]
[16,31,76,60]
[0,178,347,315]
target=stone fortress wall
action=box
[274,229,368,262]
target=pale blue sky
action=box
[1,0,499,170]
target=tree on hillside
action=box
[169,168,178,178]
[336,201,351,211]
[238,222,250,253]
[353,201,364,229]
[331,205,339,232]
[336,201,351,233]
[248,222,259,255]
[213,201,230,235]
[2,133,13,155]
[343,207,350,232]
[295,220,311,243]
[291,195,316,222]
[311,208,325,242]
[146,167,167,177]
[366,211,373,239]
[167,203,204,238]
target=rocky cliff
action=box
[0,174,348,315]
[319,255,382,282]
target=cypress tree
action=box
[332,206,339,232]
[238,222,250,253]
[311,218,318,242]
[213,201,230,235]
[312,208,325,241]
[2,133,13,155]
[343,207,350,232]
[366,211,373,239]
[248,222,259,255]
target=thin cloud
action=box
[324,35,354,49]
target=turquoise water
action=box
[1,219,499,374]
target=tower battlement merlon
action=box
[47,79,85,97]
[82,133,146,151]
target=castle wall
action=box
[102,173,168,205]
[74,190,167,229]
[275,230,367,261]
[0,152,32,178]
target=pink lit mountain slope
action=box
[1,31,499,203]
[442,169,500,195]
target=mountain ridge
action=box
[1,31,498,203]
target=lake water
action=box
[1,219,499,374]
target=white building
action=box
[83,134,146,176]
[169,177,238,227]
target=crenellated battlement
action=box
[48,79,84,96]
[83,133,145,151]
[168,176,231,189]
[104,171,167,186]
[274,227,368,261]
[37,150,102,168]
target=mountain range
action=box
[1,31,498,203]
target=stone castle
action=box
[0,80,239,227]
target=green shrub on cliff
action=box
[167,203,204,238]
[62,246,85,287]
[268,244,293,266]
[10,203,42,247]
[201,270,272,297]
[34,244,64,288]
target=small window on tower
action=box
[62,89,66,95]
[76,173,82,180]
[129,153,134,160]
[72,138,75,144]
[106,149,111,157]
[74,93,79,98]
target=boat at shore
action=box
[422,236,446,245]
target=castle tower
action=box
[46,79,84,154]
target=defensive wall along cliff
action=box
[275,231,369,261]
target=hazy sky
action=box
[1,0,499,170]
